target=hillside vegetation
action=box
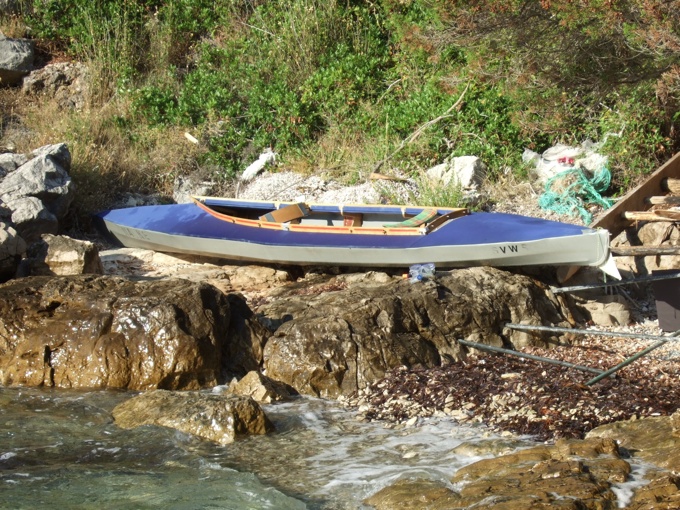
[1,0,679,217]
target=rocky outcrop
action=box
[0,143,74,243]
[112,390,274,445]
[0,33,34,86]
[0,275,233,390]
[586,411,680,473]
[259,268,571,398]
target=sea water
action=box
[0,387,649,509]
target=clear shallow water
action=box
[0,387,647,509]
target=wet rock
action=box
[586,415,680,472]
[260,267,572,398]
[672,409,680,437]
[0,275,231,390]
[219,370,296,403]
[21,234,103,276]
[112,390,274,445]
[364,478,462,510]
[627,475,680,510]
[368,438,625,510]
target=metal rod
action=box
[551,272,680,294]
[585,340,668,386]
[456,339,604,375]
[504,323,680,343]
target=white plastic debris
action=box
[240,148,277,182]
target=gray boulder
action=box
[0,34,34,86]
[6,196,58,243]
[0,143,74,243]
[0,221,25,281]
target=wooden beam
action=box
[590,152,680,238]
[612,245,680,256]
[647,196,680,206]
[623,210,680,222]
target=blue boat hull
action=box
[97,203,611,268]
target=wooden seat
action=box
[259,203,310,223]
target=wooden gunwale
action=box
[193,198,467,236]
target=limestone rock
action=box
[112,390,274,445]
[0,150,74,213]
[426,155,486,189]
[6,196,58,243]
[23,234,104,276]
[0,152,28,176]
[0,143,74,243]
[0,34,34,86]
[0,221,25,281]
[22,62,88,110]
[0,276,231,390]
[261,267,571,398]
[586,415,680,472]
[581,295,631,327]
[221,370,296,403]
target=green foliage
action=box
[598,84,672,189]
[16,0,680,201]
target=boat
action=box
[96,196,614,271]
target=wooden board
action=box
[590,152,680,238]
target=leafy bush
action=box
[10,0,680,211]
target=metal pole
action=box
[456,339,604,375]
[551,272,680,294]
[504,323,680,343]
[585,340,668,386]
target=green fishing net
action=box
[538,167,613,224]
